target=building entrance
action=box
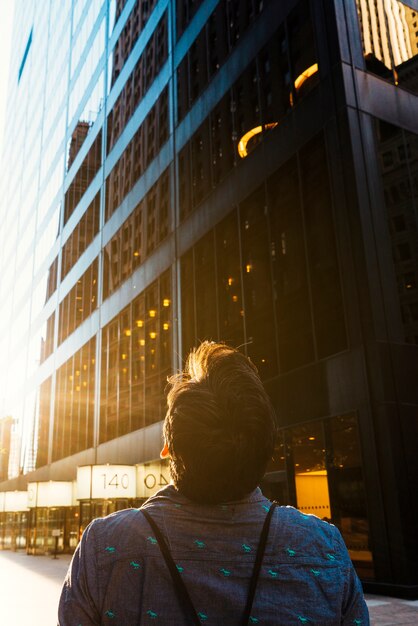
[263,413,374,579]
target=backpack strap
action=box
[141,508,201,626]
[241,502,277,625]
[141,501,277,626]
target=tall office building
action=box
[0,0,417,596]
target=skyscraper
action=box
[0,0,417,596]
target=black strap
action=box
[141,509,201,625]
[242,502,277,624]
[141,502,277,625]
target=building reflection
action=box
[356,0,418,90]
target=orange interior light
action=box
[237,123,278,158]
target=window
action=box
[355,0,418,94]
[300,134,347,358]
[35,378,52,468]
[107,12,168,154]
[62,192,100,279]
[392,215,406,232]
[46,257,58,302]
[215,211,245,350]
[240,186,277,378]
[52,338,96,461]
[194,231,218,342]
[105,88,169,221]
[103,169,170,300]
[398,242,411,261]
[100,271,172,443]
[64,130,102,225]
[58,259,98,344]
[268,157,315,371]
[284,414,374,578]
[376,119,418,344]
[382,151,393,167]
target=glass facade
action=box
[100,270,172,441]
[355,0,418,93]
[27,506,79,556]
[180,131,347,379]
[375,120,418,344]
[0,0,417,593]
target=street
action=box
[0,550,417,624]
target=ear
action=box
[160,442,170,459]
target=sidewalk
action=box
[365,594,418,625]
[0,550,417,624]
[0,549,72,625]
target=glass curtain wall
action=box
[354,0,418,94]
[180,131,347,380]
[375,120,418,344]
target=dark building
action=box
[0,0,417,596]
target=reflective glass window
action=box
[40,313,55,364]
[375,120,418,344]
[109,0,159,83]
[240,186,277,379]
[287,0,318,106]
[46,257,58,302]
[284,414,373,578]
[260,431,288,503]
[103,168,170,300]
[64,129,102,225]
[52,337,96,462]
[176,0,271,121]
[194,231,218,342]
[131,294,146,431]
[180,249,195,358]
[210,92,235,186]
[62,192,100,280]
[215,210,245,350]
[268,157,315,372]
[58,258,99,344]
[176,0,205,37]
[287,422,331,519]
[355,0,418,94]
[300,133,347,359]
[325,414,374,578]
[107,12,168,154]
[0,417,14,482]
[105,87,169,221]
[100,271,172,443]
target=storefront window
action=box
[261,432,288,503]
[27,506,79,555]
[0,512,28,550]
[79,498,133,537]
[325,414,374,578]
[287,422,332,520]
[280,414,374,579]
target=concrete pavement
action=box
[0,550,72,625]
[0,550,417,624]
[365,595,418,625]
